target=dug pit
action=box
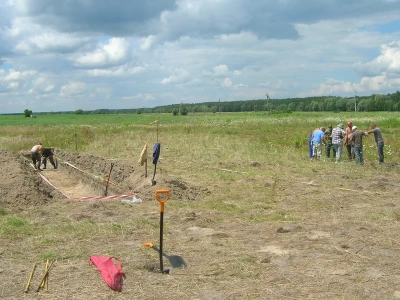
[3,148,204,211]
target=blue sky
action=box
[0,0,399,114]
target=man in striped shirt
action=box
[332,123,346,163]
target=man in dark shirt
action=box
[325,125,336,159]
[367,123,384,164]
[41,148,57,169]
[351,126,367,165]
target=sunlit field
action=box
[1,111,399,163]
[1,111,400,299]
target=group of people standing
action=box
[30,144,57,171]
[309,121,384,165]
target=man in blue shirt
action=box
[311,127,325,159]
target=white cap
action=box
[352,126,357,131]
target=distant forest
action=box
[29,90,400,115]
[147,90,400,114]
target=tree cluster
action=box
[22,91,400,117]
[156,91,400,114]
[153,91,400,115]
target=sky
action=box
[0,0,400,114]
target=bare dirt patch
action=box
[0,149,61,209]
[1,149,400,299]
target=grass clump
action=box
[6,216,27,227]
[0,206,6,216]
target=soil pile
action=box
[0,149,59,210]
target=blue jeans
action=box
[333,142,343,162]
[308,135,313,158]
[312,142,322,159]
[377,142,384,163]
[354,146,364,164]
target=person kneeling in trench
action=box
[31,144,44,170]
[41,147,57,169]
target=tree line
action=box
[20,90,400,116]
[150,91,400,114]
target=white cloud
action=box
[355,41,400,76]
[87,66,145,77]
[28,76,56,94]
[213,65,229,76]
[74,38,130,68]
[311,72,400,96]
[1,69,36,81]
[122,93,155,101]
[311,41,400,96]
[359,73,400,90]
[217,31,259,44]
[310,79,356,95]
[60,81,86,97]
[44,84,55,92]
[8,81,18,89]
[15,32,87,53]
[222,78,232,87]
[140,35,157,50]
[161,69,190,84]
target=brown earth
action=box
[1,148,400,299]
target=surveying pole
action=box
[353,88,357,112]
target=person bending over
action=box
[41,147,57,169]
[31,144,44,170]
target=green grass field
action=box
[1,111,400,299]
[1,111,399,163]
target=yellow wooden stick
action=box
[36,260,53,292]
[46,262,49,291]
[24,263,36,293]
[41,260,49,288]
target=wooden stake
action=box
[24,263,36,293]
[36,260,54,292]
[40,260,49,288]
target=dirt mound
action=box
[0,149,60,210]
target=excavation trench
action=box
[34,160,124,200]
[15,149,202,206]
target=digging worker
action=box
[31,144,44,170]
[311,127,326,159]
[41,147,57,169]
[308,127,320,159]
[351,126,368,165]
[325,125,335,159]
[332,123,346,163]
[344,121,355,161]
[366,123,384,164]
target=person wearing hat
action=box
[366,123,384,164]
[351,126,367,165]
[344,121,355,161]
[331,123,346,163]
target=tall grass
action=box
[1,112,399,165]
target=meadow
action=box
[0,111,399,299]
[1,111,399,161]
